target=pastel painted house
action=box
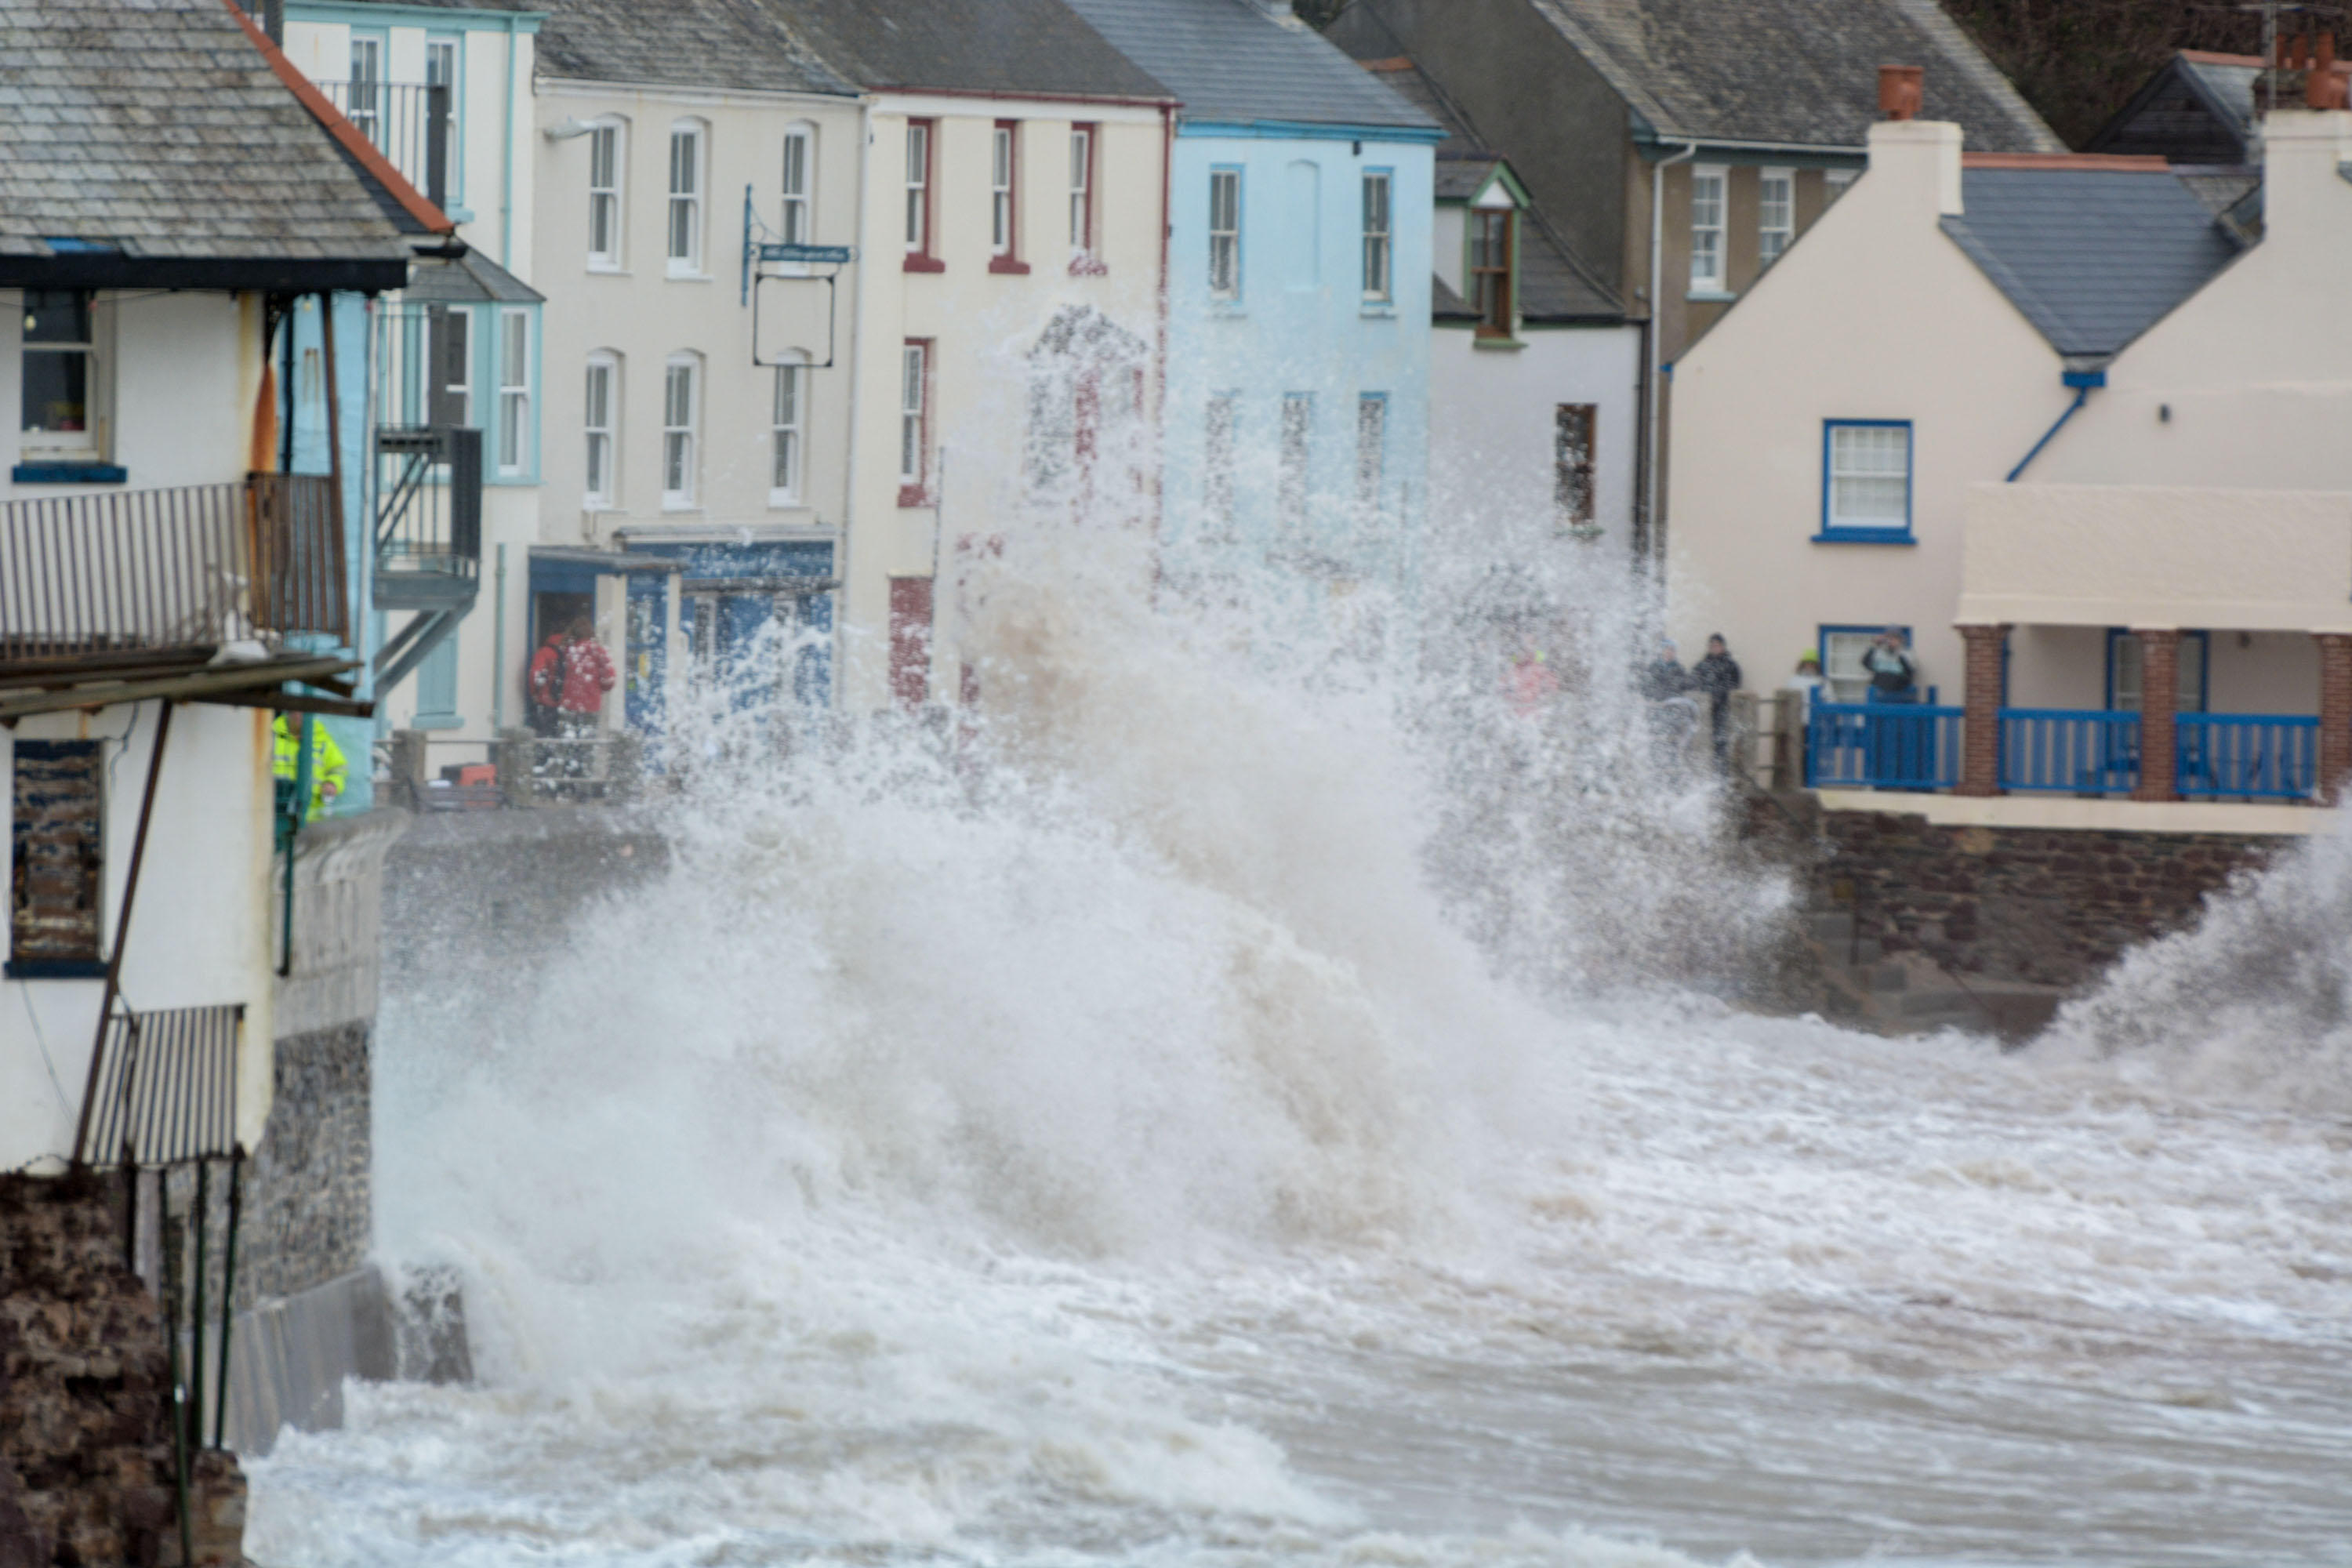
[525,0,864,728]
[775,0,1174,713]
[1066,0,1436,632]
[1669,66,2352,826]
[279,0,546,758]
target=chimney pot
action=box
[1878,64,1924,122]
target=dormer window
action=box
[1470,209,1514,337]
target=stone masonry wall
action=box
[1817,811,2290,989]
[0,1172,243,1567]
[237,1022,371,1308]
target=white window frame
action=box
[781,124,814,246]
[1825,168,1858,205]
[1208,167,1242,300]
[662,353,699,508]
[1355,393,1386,517]
[667,122,706,275]
[1759,167,1794,267]
[1689,165,1726,293]
[991,122,1017,257]
[1069,125,1094,257]
[425,35,462,202]
[17,289,106,461]
[1203,393,1238,538]
[1278,391,1311,533]
[587,120,624,269]
[1361,170,1392,303]
[898,341,929,492]
[583,351,618,507]
[441,307,473,428]
[347,33,383,144]
[496,308,532,476]
[770,357,806,506]
[905,121,932,256]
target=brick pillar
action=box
[2132,628,2180,802]
[2318,633,2352,804]
[1955,622,2006,797]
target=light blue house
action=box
[1065,0,1438,623]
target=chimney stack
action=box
[2310,34,2347,110]
[1878,64,1924,121]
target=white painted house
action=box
[1670,68,2352,818]
[2,0,412,1170]
[1353,52,1639,569]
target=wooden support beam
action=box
[0,657,357,721]
[186,689,375,720]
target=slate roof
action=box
[528,0,855,96]
[0,0,416,285]
[1058,0,1430,131]
[1939,167,2244,360]
[1512,0,2060,153]
[1360,53,1619,322]
[779,0,1171,99]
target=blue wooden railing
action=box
[1803,703,2321,800]
[2176,713,2318,800]
[1804,702,1964,790]
[2000,708,2141,794]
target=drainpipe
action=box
[492,542,508,729]
[1643,139,1698,574]
[836,97,874,709]
[1153,102,1173,582]
[2006,368,2105,481]
[500,16,517,267]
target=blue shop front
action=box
[527,537,836,734]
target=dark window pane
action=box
[21,351,88,434]
[24,290,91,345]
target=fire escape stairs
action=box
[371,423,481,691]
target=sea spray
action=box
[249,552,2352,1566]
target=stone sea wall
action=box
[1813,810,2288,989]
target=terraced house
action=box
[1327,0,2059,568]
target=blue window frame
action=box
[2104,628,2209,713]
[1817,419,1914,543]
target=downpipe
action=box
[2006,368,2104,482]
[1642,140,1699,572]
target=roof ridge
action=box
[1963,152,2171,171]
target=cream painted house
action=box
[794,0,1174,713]
[1671,81,2352,815]
[526,0,865,726]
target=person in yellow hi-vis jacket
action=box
[273,713,347,819]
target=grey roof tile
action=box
[1346,0,2058,153]
[0,0,414,273]
[1060,0,1430,130]
[1940,167,2243,358]
[527,0,857,96]
[780,0,1172,99]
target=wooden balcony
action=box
[0,475,357,718]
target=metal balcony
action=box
[372,424,481,688]
[316,79,452,210]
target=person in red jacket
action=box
[557,616,616,741]
[527,628,569,737]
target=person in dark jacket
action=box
[1693,633,1743,769]
[527,628,569,738]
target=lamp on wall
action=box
[543,118,597,142]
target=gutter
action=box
[1642,139,1698,568]
[2005,367,2106,481]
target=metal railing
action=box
[375,425,482,590]
[1,475,347,670]
[316,79,452,209]
[2176,713,2318,799]
[1804,701,1964,789]
[2000,708,2143,794]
